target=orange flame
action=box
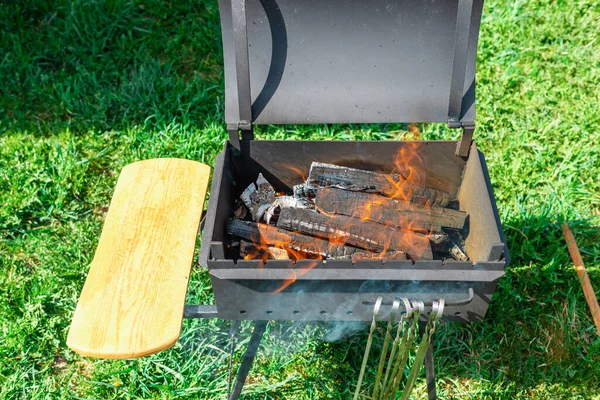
[271,260,320,294]
[275,163,308,182]
[246,137,440,281]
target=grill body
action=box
[199,140,508,322]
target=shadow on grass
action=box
[1,0,224,135]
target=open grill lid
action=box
[219,0,483,133]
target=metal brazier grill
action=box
[198,0,509,324]
[201,140,507,322]
[65,0,510,398]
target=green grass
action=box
[1,0,600,398]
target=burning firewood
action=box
[238,240,290,260]
[276,207,433,260]
[240,173,277,221]
[227,219,361,259]
[306,162,450,207]
[314,188,466,232]
[234,225,405,261]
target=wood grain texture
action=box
[67,158,210,359]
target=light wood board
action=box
[67,158,210,358]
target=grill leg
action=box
[419,321,437,400]
[228,320,268,400]
[424,341,436,400]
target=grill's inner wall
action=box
[242,140,465,198]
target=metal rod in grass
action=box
[372,299,400,400]
[382,300,424,400]
[562,223,600,335]
[379,298,412,400]
[227,320,240,397]
[353,296,383,400]
[399,299,444,400]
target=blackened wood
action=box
[276,208,433,260]
[233,199,248,219]
[307,162,450,207]
[227,219,359,258]
[239,240,266,259]
[429,232,449,246]
[429,232,449,253]
[314,188,466,231]
[240,173,276,221]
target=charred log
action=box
[306,162,450,207]
[276,208,433,260]
[227,219,360,259]
[314,188,466,231]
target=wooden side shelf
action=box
[67,158,210,359]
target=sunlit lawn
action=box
[1,0,600,398]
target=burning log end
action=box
[238,240,290,260]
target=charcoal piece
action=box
[429,232,449,245]
[314,188,466,232]
[306,162,450,207]
[276,208,433,260]
[429,232,450,254]
[227,219,360,258]
[233,199,248,219]
[239,240,267,259]
[240,173,276,222]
